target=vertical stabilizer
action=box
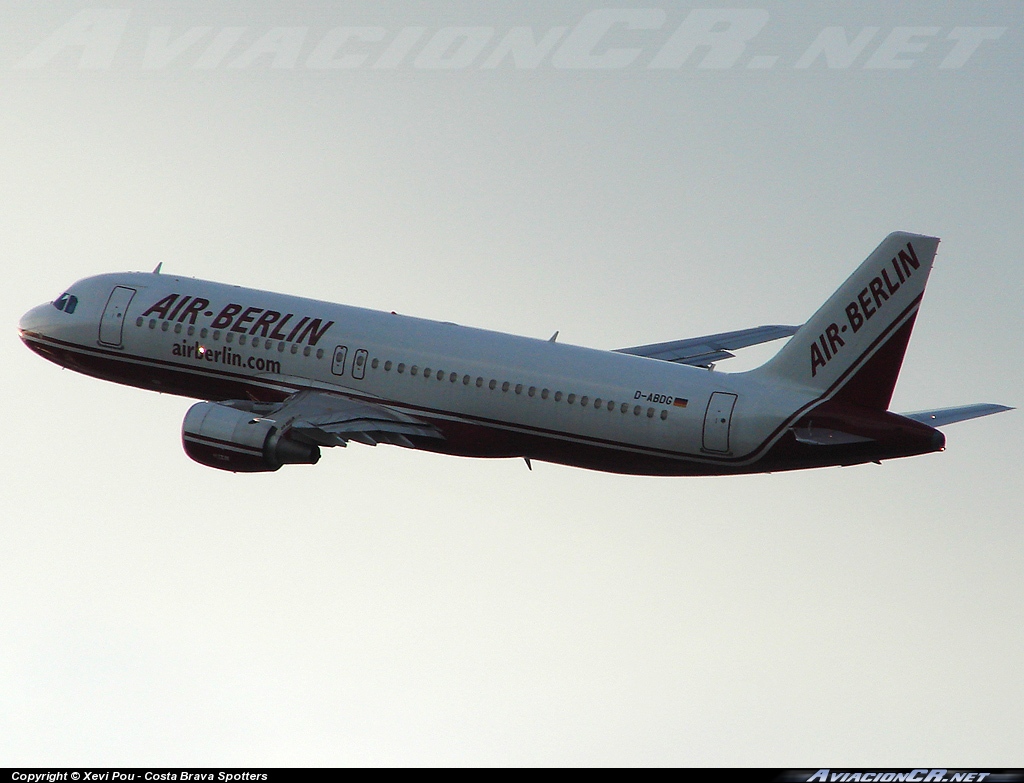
[756,232,939,411]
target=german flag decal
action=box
[673,398,688,408]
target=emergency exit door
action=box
[331,346,348,376]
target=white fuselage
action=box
[23,266,946,475]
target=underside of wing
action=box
[615,325,800,367]
[222,390,443,448]
[900,403,1014,428]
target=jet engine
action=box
[182,401,320,472]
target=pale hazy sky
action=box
[2,0,1022,766]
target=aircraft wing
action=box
[615,325,800,367]
[221,389,443,448]
[900,403,1014,428]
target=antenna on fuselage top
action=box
[152,262,163,274]
[548,331,559,342]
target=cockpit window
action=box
[53,293,78,314]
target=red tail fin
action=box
[755,232,939,412]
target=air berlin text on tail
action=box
[810,240,921,377]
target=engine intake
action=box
[182,401,320,472]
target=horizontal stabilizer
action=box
[616,325,799,367]
[901,403,1013,428]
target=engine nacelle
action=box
[182,401,321,472]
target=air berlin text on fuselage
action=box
[810,241,921,377]
[141,293,335,346]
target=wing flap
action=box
[224,389,443,448]
[616,325,799,367]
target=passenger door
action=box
[702,392,737,453]
[99,286,136,347]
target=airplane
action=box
[19,232,1011,475]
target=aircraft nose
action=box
[19,303,56,338]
